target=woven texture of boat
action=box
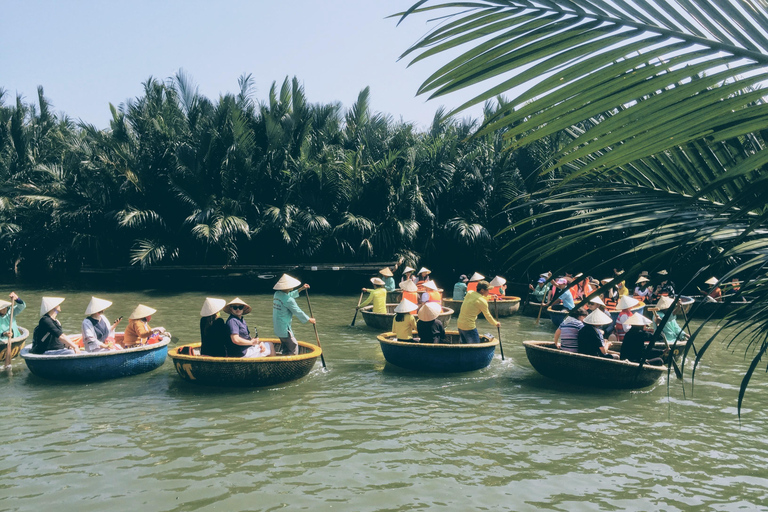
[442,296,521,318]
[0,327,30,361]
[646,296,694,316]
[523,341,665,389]
[376,331,498,372]
[442,299,463,316]
[361,304,453,330]
[20,335,170,382]
[385,290,403,303]
[169,339,321,387]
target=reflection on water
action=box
[0,287,766,511]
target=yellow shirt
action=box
[618,284,629,296]
[392,314,417,340]
[360,288,387,314]
[457,291,497,330]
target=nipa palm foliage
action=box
[400,0,768,412]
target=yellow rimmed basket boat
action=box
[443,296,521,317]
[376,330,498,372]
[169,339,321,387]
[360,304,453,330]
[0,327,29,361]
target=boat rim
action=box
[169,339,321,363]
[20,336,170,360]
[0,326,30,344]
[361,305,454,316]
[444,296,521,303]
[547,302,646,314]
[523,340,666,372]
[377,332,498,349]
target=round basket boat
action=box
[20,335,170,382]
[442,298,463,316]
[169,339,321,387]
[522,301,548,318]
[547,307,568,328]
[377,331,498,373]
[646,296,694,316]
[0,327,30,361]
[360,304,453,330]
[687,297,751,319]
[385,290,403,303]
[442,297,521,318]
[608,340,684,361]
[522,341,665,389]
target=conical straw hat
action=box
[616,296,640,310]
[417,267,431,275]
[200,298,226,317]
[705,277,719,286]
[418,302,441,321]
[399,280,418,292]
[370,277,385,286]
[489,276,507,287]
[656,296,675,310]
[657,269,669,275]
[624,312,652,327]
[590,296,605,306]
[223,297,252,315]
[274,274,302,290]
[379,267,393,277]
[423,280,438,291]
[601,278,613,284]
[129,304,157,320]
[0,300,11,310]
[394,299,418,313]
[85,297,112,316]
[583,309,614,326]
[40,297,65,316]
[469,272,485,282]
[636,276,650,284]
[403,266,415,274]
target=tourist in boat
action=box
[577,309,618,359]
[360,277,387,314]
[587,296,606,312]
[123,304,165,348]
[568,273,583,301]
[453,274,469,300]
[82,297,123,352]
[553,278,575,311]
[634,277,652,301]
[379,267,397,292]
[416,302,446,344]
[652,270,675,301]
[399,279,420,305]
[400,266,417,284]
[456,280,500,344]
[613,296,640,342]
[416,267,432,287]
[225,297,274,358]
[704,277,722,302]
[420,280,442,304]
[601,278,617,305]
[654,296,689,344]
[0,292,25,338]
[554,307,587,353]
[529,277,551,304]
[489,276,507,298]
[467,272,485,293]
[620,312,666,365]
[31,297,80,355]
[199,298,229,357]
[273,274,316,355]
[580,277,596,301]
[392,299,418,341]
[617,280,630,297]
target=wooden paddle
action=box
[661,334,684,379]
[304,290,327,369]
[350,291,364,327]
[5,301,14,370]
[494,298,505,361]
[535,300,545,326]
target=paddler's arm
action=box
[359,288,374,308]
[479,299,501,327]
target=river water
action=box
[1,287,766,511]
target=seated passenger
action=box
[82,297,123,352]
[400,266,418,285]
[379,267,396,292]
[634,277,652,301]
[225,298,274,358]
[529,277,551,304]
[0,292,26,338]
[360,278,387,314]
[553,278,575,311]
[31,297,80,355]
[399,279,419,306]
[123,304,165,348]
[654,296,688,344]
[416,267,431,287]
[453,274,469,301]
[577,309,618,359]
[467,272,485,293]
[199,298,229,357]
[488,276,507,298]
[705,276,722,302]
[620,313,665,365]
[554,308,587,352]
[420,280,442,304]
[613,296,640,342]
[392,299,418,341]
[416,302,446,344]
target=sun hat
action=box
[399,280,418,292]
[555,278,567,286]
[274,274,302,291]
[223,297,252,315]
[590,296,605,306]
[417,267,431,275]
[574,273,583,279]
[200,298,226,317]
[656,296,675,310]
[538,277,546,283]
[636,276,650,284]
[403,266,415,274]
[469,272,485,282]
[623,312,652,328]
[394,299,418,314]
[616,296,640,310]
[0,300,11,311]
[657,270,669,276]
[370,277,385,286]
[379,267,393,277]
[601,278,613,284]
[40,297,65,316]
[583,309,614,326]
[459,274,468,282]
[417,302,441,322]
[423,280,438,291]
[85,297,112,316]
[129,304,157,320]
[705,277,719,286]
[489,276,507,287]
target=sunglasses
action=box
[231,305,244,310]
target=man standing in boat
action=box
[456,280,500,344]
[273,274,316,355]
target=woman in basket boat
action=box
[31,297,80,355]
[360,278,387,314]
[123,304,166,348]
[82,297,123,352]
[416,302,446,344]
[200,298,229,357]
[577,309,618,359]
[392,299,418,342]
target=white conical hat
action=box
[223,297,252,315]
[85,297,112,316]
[0,300,11,310]
[705,277,719,286]
[274,274,302,290]
[200,298,226,317]
[624,312,652,327]
[370,277,385,286]
[417,267,431,275]
[656,296,675,310]
[129,304,157,320]
[423,280,438,291]
[40,297,65,316]
[469,272,485,282]
[417,302,441,321]
[583,309,614,326]
[489,276,507,287]
[394,299,418,313]
[657,269,668,275]
[590,296,605,306]
[399,280,418,292]
[636,276,650,284]
[601,278,614,284]
[403,266,415,274]
[616,296,640,310]
[379,267,393,277]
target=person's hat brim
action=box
[85,297,112,316]
[417,302,441,321]
[394,299,418,313]
[129,304,157,320]
[274,274,302,290]
[583,309,614,326]
[223,297,252,315]
[200,298,227,317]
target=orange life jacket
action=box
[489,286,504,297]
[403,291,419,304]
[427,290,442,303]
[467,282,478,292]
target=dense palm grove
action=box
[0,73,553,277]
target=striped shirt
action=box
[559,316,584,352]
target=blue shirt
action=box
[226,315,254,358]
[453,282,467,300]
[560,289,575,310]
[383,277,396,292]
[273,290,310,338]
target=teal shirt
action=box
[273,290,310,338]
[0,300,25,337]
[453,282,467,300]
[657,312,684,343]
[383,276,396,292]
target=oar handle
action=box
[5,302,13,369]
[305,290,327,369]
[351,291,364,326]
[494,298,504,360]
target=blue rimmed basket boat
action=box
[0,327,29,361]
[376,330,498,373]
[169,339,321,387]
[20,335,170,381]
[443,296,521,317]
[361,304,453,330]
[523,340,665,389]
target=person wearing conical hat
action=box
[613,296,640,342]
[653,296,688,344]
[416,302,446,344]
[123,304,165,348]
[456,280,500,344]
[392,299,418,341]
[488,276,507,298]
[379,267,397,292]
[453,274,469,301]
[652,270,676,301]
[400,266,417,285]
[577,309,618,359]
[399,279,419,306]
[0,291,25,339]
[416,267,431,287]
[634,276,652,301]
[224,297,273,358]
[360,277,387,314]
[82,297,123,352]
[620,312,665,365]
[273,274,315,356]
[704,277,722,302]
[466,272,485,293]
[31,297,79,355]
[420,280,442,305]
[199,298,229,357]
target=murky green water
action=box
[1,287,766,511]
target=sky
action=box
[1,1,488,130]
